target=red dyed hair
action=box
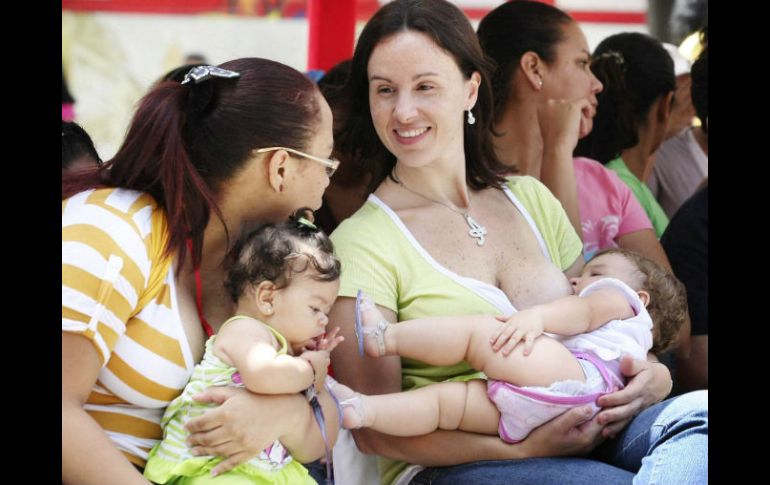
[63,58,321,271]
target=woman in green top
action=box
[328,1,705,484]
[575,32,676,237]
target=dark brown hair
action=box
[336,0,506,194]
[593,248,687,354]
[224,216,341,302]
[62,120,101,170]
[477,0,573,125]
[574,33,675,164]
[318,59,365,189]
[62,58,321,272]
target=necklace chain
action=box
[392,168,487,246]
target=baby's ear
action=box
[255,281,277,314]
[637,290,650,307]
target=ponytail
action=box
[574,51,637,163]
[574,32,675,165]
[63,80,225,270]
[63,58,322,273]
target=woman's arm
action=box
[539,98,593,241]
[617,229,691,358]
[675,335,707,392]
[62,334,151,485]
[617,229,670,270]
[184,385,340,475]
[329,297,607,464]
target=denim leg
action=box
[593,390,708,485]
[305,459,328,484]
[410,457,634,485]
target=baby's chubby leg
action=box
[357,292,500,366]
[330,378,499,437]
[358,294,584,387]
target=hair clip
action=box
[181,65,240,85]
[597,51,625,66]
[297,216,318,231]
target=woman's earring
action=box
[537,77,544,89]
[467,109,476,125]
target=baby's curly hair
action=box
[224,213,341,303]
[593,248,687,354]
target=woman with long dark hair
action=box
[328,1,706,484]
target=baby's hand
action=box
[490,312,544,356]
[299,350,330,391]
[315,327,344,352]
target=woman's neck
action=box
[493,100,543,177]
[620,144,653,182]
[392,161,470,208]
[178,210,242,333]
[199,215,235,271]
[620,119,662,183]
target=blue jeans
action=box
[305,459,329,484]
[410,390,708,485]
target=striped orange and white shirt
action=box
[62,188,195,466]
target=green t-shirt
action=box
[331,175,582,484]
[606,156,669,237]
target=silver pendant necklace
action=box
[393,169,487,246]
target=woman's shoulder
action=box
[573,157,628,193]
[502,174,561,207]
[331,198,392,242]
[330,197,411,267]
[62,188,169,267]
[63,187,165,232]
[503,173,548,193]
[573,156,605,172]
[63,187,160,216]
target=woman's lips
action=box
[393,126,431,145]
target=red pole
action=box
[307,0,356,72]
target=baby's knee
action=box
[436,382,473,430]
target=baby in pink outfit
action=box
[330,249,686,443]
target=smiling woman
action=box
[327,1,707,484]
[367,31,481,172]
